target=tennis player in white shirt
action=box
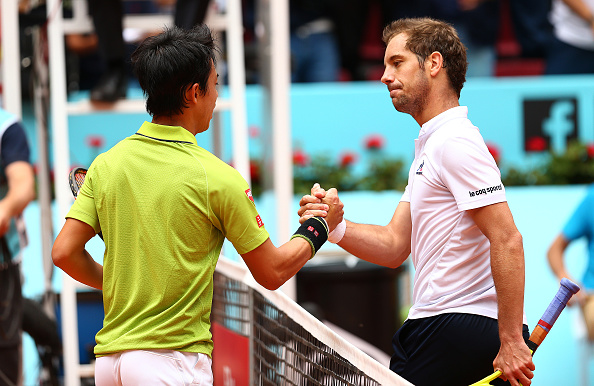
[298,17,535,386]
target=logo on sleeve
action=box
[469,184,503,197]
[245,189,254,203]
[256,215,264,228]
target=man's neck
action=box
[152,115,198,136]
[414,96,460,127]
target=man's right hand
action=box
[298,183,328,223]
[297,183,344,232]
[322,188,344,232]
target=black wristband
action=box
[526,339,538,354]
[290,217,329,259]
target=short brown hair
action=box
[382,18,467,98]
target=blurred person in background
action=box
[545,0,594,74]
[401,0,500,77]
[290,0,341,82]
[508,0,553,60]
[85,0,213,102]
[0,107,36,386]
[547,185,594,340]
[332,0,400,81]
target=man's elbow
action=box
[51,243,69,269]
[252,271,285,291]
[25,188,36,206]
[508,230,524,251]
[383,247,410,269]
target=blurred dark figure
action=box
[400,0,500,77]
[22,298,62,386]
[545,0,594,75]
[508,0,553,58]
[86,0,212,102]
[289,0,341,82]
[0,108,36,386]
[332,0,400,81]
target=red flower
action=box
[86,135,104,149]
[293,149,309,167]
[248,125,260,138]
[340,151,357,168]
[486,142,500,164]
[249,160,260,182]
[587,143,594,159]
[526,136,547,152]
[364,134,385,150]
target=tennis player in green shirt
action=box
[52,24,343,386]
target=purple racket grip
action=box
[537,278,580,332]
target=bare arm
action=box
[52,218,103,290]
[547,234,572,281]
[241,237,313,290]
[547,234,585,306]
[562,0,594,34]
[335,201,411,268]
[298,184,411,268]
[241,188,344,291]
[0,161,35,236]
[468,202,534,386]
[562,0,594,22]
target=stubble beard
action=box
[392,72,430,118]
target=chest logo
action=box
[416,160,425,175]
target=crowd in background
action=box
[13,0,594,102]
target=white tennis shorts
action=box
[95,349,213,386]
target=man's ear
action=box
[186,83,200,103]
[428,51,444,77]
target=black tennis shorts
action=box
[390,313,530,386]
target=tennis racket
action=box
[68,167,87,198]
[68,167,103,240]
[470,278,580,386]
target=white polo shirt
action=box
[401,106,521,322]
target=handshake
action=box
[297,183,346,244]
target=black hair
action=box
[131,24,218,117]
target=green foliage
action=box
[358,156,408,191]
[249,152,408,197]
[249,140,594,198]
[502,141,594,186]
[291,152,408,194]
[293,154,359,193]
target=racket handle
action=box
[527,278,580,353]
[470,278,580,386]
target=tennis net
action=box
[211,256,413,385]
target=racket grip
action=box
[527,278,580,352]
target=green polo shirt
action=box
[66,121,269,357]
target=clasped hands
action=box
[298,183,344,233]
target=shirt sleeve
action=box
[399,162,414,203]
[562,188,594,242]
[1,123,31,167]
[439,134,506,211]
[209,167,270,255]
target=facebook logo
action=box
[523,98,578,152]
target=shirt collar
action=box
[136,121,198,145]
[418,106,468,139]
